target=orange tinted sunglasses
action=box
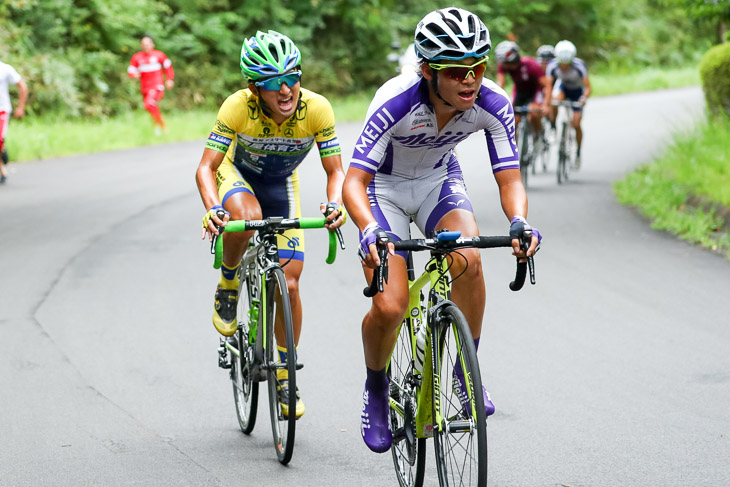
[429,58,488,81]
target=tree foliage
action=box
[699,42,730,118]
[0,0,716,119]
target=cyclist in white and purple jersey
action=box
[343,7,542,454]
[545,40,591,165]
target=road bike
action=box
[514,106,549,188]
[211,211,344,464]
[364,228,536,486]
[552,100,584,185]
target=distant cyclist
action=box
[0,58,28,184]
[128,35,175,134]
[544,40,591,166]
[495,41,550,138]
[343,8,541,453]
[536,44,556,72]
[195,30,345,419]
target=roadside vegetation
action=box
[615,42,730,259]
[614,117,730,258]
[3,64,703,162]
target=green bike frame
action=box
[394,255,478,439]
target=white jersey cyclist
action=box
[350,72,519,242]
[0,61,22,113]
[546,58,588,91]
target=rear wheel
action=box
[232,261,258,434]
[389,319,426,487]
[431,304,487,487]
[265,267,297,464]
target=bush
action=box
[699,42,730,118]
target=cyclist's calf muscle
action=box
[362,256,409,370]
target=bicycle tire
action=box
[389,320,426,487]
[531,131,539,176]
[518,121,530,187]
[557,121,567,184]
[232,261,259,434]
[265,267,297,464]
[431,304,488,487]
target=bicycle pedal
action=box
[218,355,232,369]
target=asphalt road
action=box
[1,86,728,487]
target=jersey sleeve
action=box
[127,53,140,78]
[546,59,558,78]
[161,51,175,81]
[476,81,520,173]
[307,94,342,159]
[204,93,242,154]
[6,65,21,85]
[349,79,413,175]
[574,59,588,78]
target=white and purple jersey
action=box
[350,73,519,178]
[546,58,588,91]
[349,73,519,251]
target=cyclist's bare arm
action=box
[342,166,394,268]
[540,75,551,113]
[582,76,591,100]
[320,153,346,229]
[14,79,28,118]
[544,75,555,106]
[496,72,506,89]
[494,168,538,257]
[195,147,228,239]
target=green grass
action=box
[6,95,374,163]
[4,64,700,163]
[614,116,730,257]
[591,66,700,96]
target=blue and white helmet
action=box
[414,7,491,61]
[555,40,577,64]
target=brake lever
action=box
[324,203,347,251]
[210,209,227,254]
[521,231,536,285]
[377,242,389,293]
[335,228,346,250]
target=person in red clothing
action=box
[494,40,550,137]
[128,35,175,132]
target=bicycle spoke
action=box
[231,262,259,434]
[265,268,297,464]
[389,319,426,487]
[432,305,487,486]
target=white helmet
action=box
[414,7,491,61]
[495,40,520,63]
[555,40,576,63]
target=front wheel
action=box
[431,304,488,487]
[389,320,426,487]
[265,267,297,464]
[518,122,530,188]
[232,263,258,434]
[557,122,569,185]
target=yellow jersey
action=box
[205,87,341,179]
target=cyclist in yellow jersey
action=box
[196,30,346,419]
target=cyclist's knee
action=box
[285,273,301,298]
[369,296,408,328]
[225,200,261,221]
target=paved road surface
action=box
[1,86,728,486]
